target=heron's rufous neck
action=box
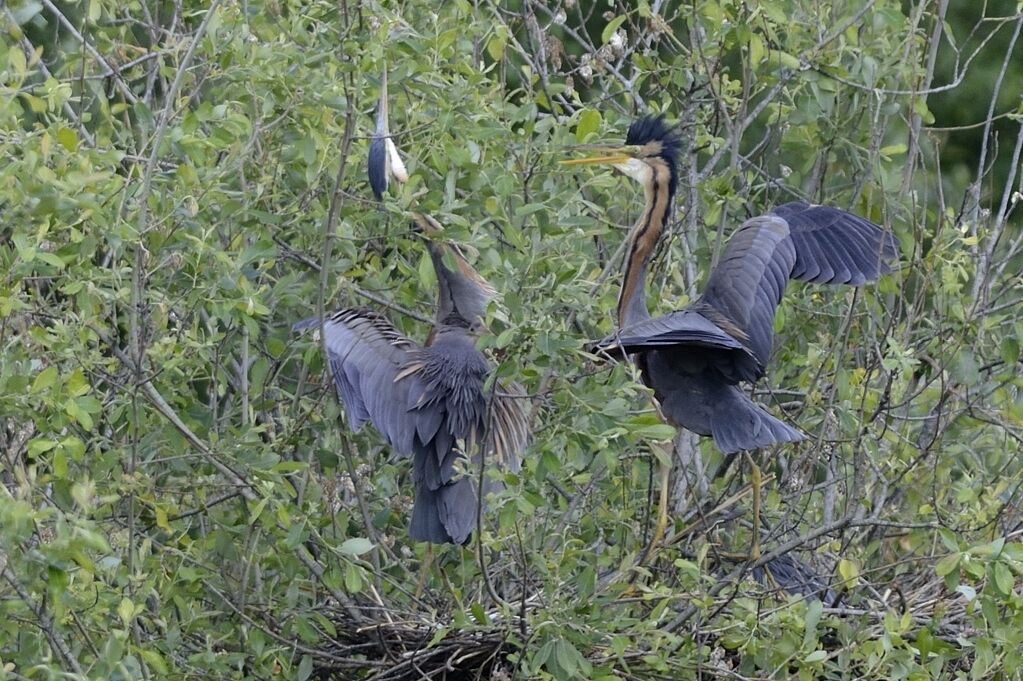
[617,160,673,327]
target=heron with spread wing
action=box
[564,115,898,546]
[295,214,528,544]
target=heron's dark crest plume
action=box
[294,215,528,544]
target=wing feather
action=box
[489,382,530,474]
[595,310,763,384]
[775,202,898,283]
[295,308,428,456]
[698,202,898,368]
[296,309,531,543]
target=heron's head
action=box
[562,115,680,202]
[412,213,496,333]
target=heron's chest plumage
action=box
[411,333,490,438]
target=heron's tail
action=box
[409,478,476,545]
[711,390,803,454]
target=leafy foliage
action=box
[2,0,1022,679]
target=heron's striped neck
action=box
[617,159,673,327]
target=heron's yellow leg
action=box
[745,452,762,561]
[654,454,670,549]
[637,442,672,569]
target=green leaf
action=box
[248,497,269,525]
[28,438,58,456]
[297,654,313,681]
[486,35,506,61]
[66,367,90,397]
[36,252,66,269]
[8,45,26,77]
[576,109,602,143]
[155,506,171,532]
[139,649,169,675]
[935,553,960,576]
[1002,542,1023,562]
[10,1,42,25]
[749,34,765,66]
[533,639,556,671]
[427,626,450,648]
[1000,336,1019,367]
[803,599,823,650]
[418,251,438,290]
[767,49,801,70]
[837,558,860,586]
[554,639,580,677]
[803,650,828,663]
[955,584,976,602]
[32,366,58,393]
[633,424,677,441]
[974,536,1005,558]
[992,562,1014,595]
[601,16,627,44]
[913,97,935,124]
[470,602,489,625]
[344,563,363,593]
[12,233,35,263]
[272,461,310,473]
[339,537,374,557]
[514,203,547,217]
[56,126,78,152]
[117,597,135,626]
[879,144,907,157]
[53,449,67,478]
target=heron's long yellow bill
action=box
[560,153,633,166]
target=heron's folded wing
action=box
[367,136,388,200]
[593,310,762,383]
[699,203,898,368]
[295,308,428,456]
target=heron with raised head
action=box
[368,67,408,201]
[564,115,898,548]
[295,214,528,544]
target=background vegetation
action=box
[2,0,1022,678]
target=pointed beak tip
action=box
[560,144,636,167]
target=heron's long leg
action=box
[744,451,762,561]
[638,442,672,568]
[653,448,671,549]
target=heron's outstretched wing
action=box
[772,202,898,285]
[294,308,435,456]
[698,201,898,369]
